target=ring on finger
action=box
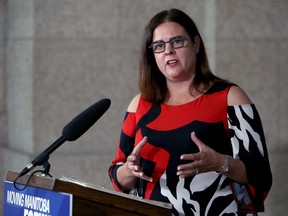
[195,169,199,175]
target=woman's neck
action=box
[165,81,199,105]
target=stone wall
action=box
[1,1,287,215]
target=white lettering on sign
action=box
[23,209,49,216]
[24,195,50,213]
[6,190,24,207]
[5,190,51,214]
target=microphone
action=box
[62,98,111,141]
[18,98,111,177]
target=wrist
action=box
[215,155,231,174]
[117,163,138,190]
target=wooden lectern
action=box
[5,171,172,216]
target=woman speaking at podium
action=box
[109,8,272,216]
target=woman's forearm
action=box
[219,155,248,184]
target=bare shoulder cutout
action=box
[127,94,141,113]
[228,86,252,106]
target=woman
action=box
[109,8,272,216]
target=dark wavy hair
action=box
[139,8,222,104]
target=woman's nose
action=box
[165,43,175,55]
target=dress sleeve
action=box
[227,104,272,213]
[108,112,136,191]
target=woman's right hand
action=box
[125,136,153,182]
[116,136,152,190]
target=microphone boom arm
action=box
[18,136,66,177]
[17,98,111,178]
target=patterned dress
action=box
[109,81,272,216]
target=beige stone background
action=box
[0,0,287,215]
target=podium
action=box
[4,171,172,216]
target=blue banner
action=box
[4,181,72,216]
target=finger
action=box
[178,158,202,173]
[131,136,148,156]
[180,152,201,161]
[179,132,205,161]
[178,160,201,171]
[177,169,199,178]
[191,132,205,151]
[132,171,153,182]
[127,154,136,162]
[127,162,141,172]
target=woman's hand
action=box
[177,132,224,178]
[177,132,248,183]
[125,136,153,182]
[117,136,152,190]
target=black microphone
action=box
[62,98,111,141]
[17,98,111,177]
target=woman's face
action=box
[152,22,199,83]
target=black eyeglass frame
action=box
[149,35,191,54]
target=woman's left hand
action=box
[176,132,224,178]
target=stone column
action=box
[4,0,34,175]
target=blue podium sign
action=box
[4,181,72,216]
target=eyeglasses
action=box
[149,36,190,53]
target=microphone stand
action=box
[41,161,52,177]
[13,136,66,191]
[18,136,67,178]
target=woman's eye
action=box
[154,43,164,49]
[173,39,182,45]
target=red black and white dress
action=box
[109,81,272,216]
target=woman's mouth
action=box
[167,59,178,66]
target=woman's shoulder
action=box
[227,85,252,106]
[210,80,252,106]
[127,93,141,113]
